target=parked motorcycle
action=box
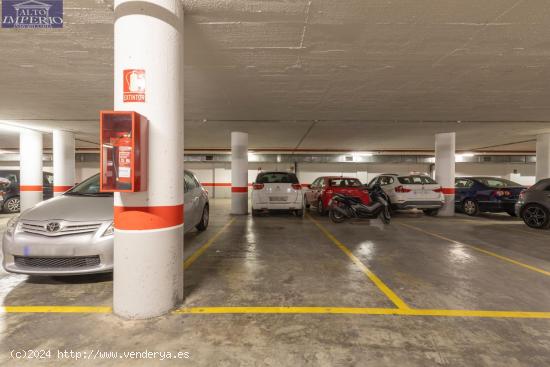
[328,184,391,224]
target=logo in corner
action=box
[2,0,63,29]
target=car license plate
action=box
[270,196,286,202]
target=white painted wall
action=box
[455,163,536,186]
[185,161,537,198]
[0,160,537,199]
[74,161,100,183]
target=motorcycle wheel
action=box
[329,208,346,223]
[380,206,391,224]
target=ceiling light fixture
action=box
[455,152,475,162]
[352,152,373,157]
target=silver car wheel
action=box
[464,200,477,215]
[5,197,20,213]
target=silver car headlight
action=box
[101,222,114,237]
[5,215,20,236]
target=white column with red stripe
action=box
[536,133,550,181]
[53,130,75,196]
[231,132,248,214]
[113,0,184,319]
[435,132,455,216]
[19,128,43,211]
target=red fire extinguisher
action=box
[111,134,133,187]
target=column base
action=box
[438,195,455,217]
[113,224,183,319]
[231,192,249,215]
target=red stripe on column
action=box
[54,185,74,192]
[202,183,231,187]
[441,188,455,195]
[231,187,248,193]
[20,185,43,192]
[114,204,184,230]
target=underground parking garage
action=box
[1,0,550,365]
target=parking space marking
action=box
[1,306,112,313]
[399,222,550,277]
[307,214,410,310]
[174,306,401,315]
[174,307,550,319]
[3,305,550,319]
[183,218,236,269]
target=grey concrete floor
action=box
[1,199,550,366]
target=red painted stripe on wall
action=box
[53,185,74,192]
[20,185,43,192]
[441,188,455,195]
[114,204,184,230]
[201,183,231,187]
[202,183,311,187]
[231,187,248,193]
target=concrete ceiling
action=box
[1,0,550,152]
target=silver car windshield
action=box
[65,174,112,197]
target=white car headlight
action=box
[101,222,114,237]
[5,215,20,236]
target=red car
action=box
[304,176,371,215]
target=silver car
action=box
[2,170,209,275]
[515,178,550,229]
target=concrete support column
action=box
[19,129,43,211]
[435,132,455,216]
[536,133,550,182]
[113,0,184,319]
[231,132,248,214]
[53,130,75,196]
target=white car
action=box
[251,171,304,216]
[368,173,445,215]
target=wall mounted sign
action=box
[123,69,146,103]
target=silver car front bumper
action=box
[2,223,113,275]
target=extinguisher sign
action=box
[123,69,146,103]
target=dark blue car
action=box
[455,177,525,216]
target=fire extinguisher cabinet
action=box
[100,111,147,192]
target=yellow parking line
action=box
[183,218,236,269]
[174,306,550,319]
[407,309,550,319]
[174,306,399,315]
[399,222,550,277]
[0,219,235,315]
[3,305,550,319]
[1,306,112,313]
[307,214,410,310]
